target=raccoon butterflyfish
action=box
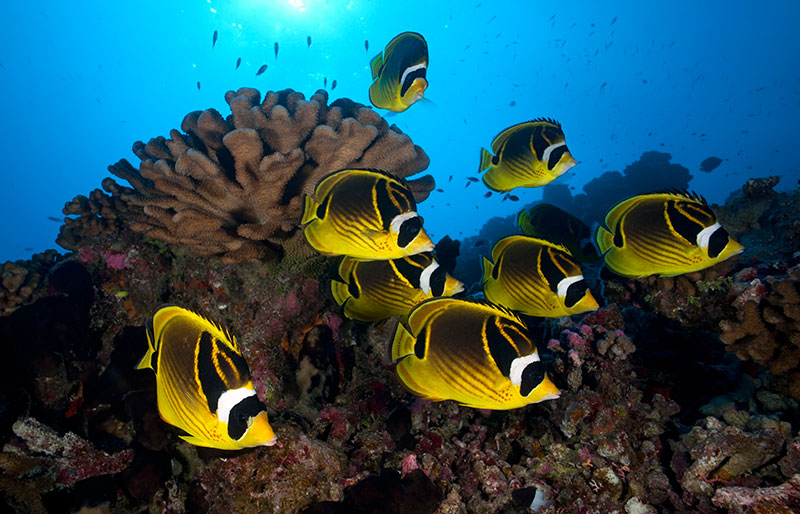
[479,118,577,192]
[137,305,277,450]
[301,168,435,260]
[595,190,744,278]
[369,31,428,113]
[482,236,598,318]
[391,298,560,410]
[517,204,600,262]
[331,252,464,322]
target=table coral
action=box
[67,88,433,263]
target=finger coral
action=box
[720,271,800,397]
[62,88,433,263]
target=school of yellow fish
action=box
[138,31,744,449]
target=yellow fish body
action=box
[301,168,434,260]
[137,305,276,450]
[482,235,598,317]
[331,252,464,322]
[595,191,744,278]
[479,118,577,192]
[392,298,560,410]
[369,32,429,113]
[517,204,600,263]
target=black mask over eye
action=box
[564,279,588,308]
[227,395,266,440]
[397,216,423,248]
[520,361,546,397]
[429,266,446,296]
[708,226,729,259]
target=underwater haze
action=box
[1,0,798,262]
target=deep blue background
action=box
[1,1,798,262]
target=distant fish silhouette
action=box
[47,216,61,222]
[509,100,516,106]
[256,64,267,75]
[331,79,337,90]
[307,36,312,47]
[436,188,444,193]
[484,192,492,198]
[324,76,327,88]
[235,57,241,70]
[611,16,617,25]
[196,81,201,90]
[212,30,218,48]
[466,177,478,182]
[448,175,452,182]
[700,156,723,172]
[274,42,279,58]
[365,39,369,52]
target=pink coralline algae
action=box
[11,417,134,487]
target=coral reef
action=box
[60,88,434,263]
[0,249,62,316]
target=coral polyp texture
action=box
[60,88,433,263]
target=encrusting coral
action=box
[60,88,434,263]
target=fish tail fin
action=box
[516,209,531,233]
[390,322,416,361]
[330,280,351,307]
[479,148,494,173]
[593,222,614,256]
[136,320,158,371]
[300,195,319,225]
[481,257,494,285]
[369,52,384,79]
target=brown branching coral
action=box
[0,250,62,316]
[720,275,800,397]
[57,179,131,251]
[69,88,433,263]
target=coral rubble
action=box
[61,88,434,263]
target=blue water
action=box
[1,1,798,262]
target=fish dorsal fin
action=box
[529,117,562,127]
[647,188,708,205]
[313,168,407,200]
[370,52,385,79]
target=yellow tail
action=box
[594,225,615,255]
[369,52,385,79]
[136,326,157,371]
[391,322,416,361]
[517,209,532,234]
[481,257,495,285]
[479,148,494,173]
[300,195,319,225]
[330,280,351,307]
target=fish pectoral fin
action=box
[369,52,385,79]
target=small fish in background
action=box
[331,252,464,322]
[700,156,723,172]
[307,35,312,47]
[479,118,577,192]
[436,188,444,193]
[47,216,61,222]
[484,192,492,198]
[466,176,478,182]
[137,305,277,450]
[504,194,519,202]
[235,57,241,70]
[212,30,218,48]
[301,168,434,260]
[482,235,598,318]
[369,32,429,112]
[256,64,267,76]
[509,100,516,107]
[196,81,201,90]
[324,76,327,88]
[595,191,744,278]
[365,39,369,52]
[331,79,337,90]
[391,298,561,409]
[517,204,600,262]
[274,42,279,58]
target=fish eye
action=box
[708,226,730,259]
[520,361,546,397]
[429,267,446,296]
[564,279,588,308]
[397,216,423,248]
